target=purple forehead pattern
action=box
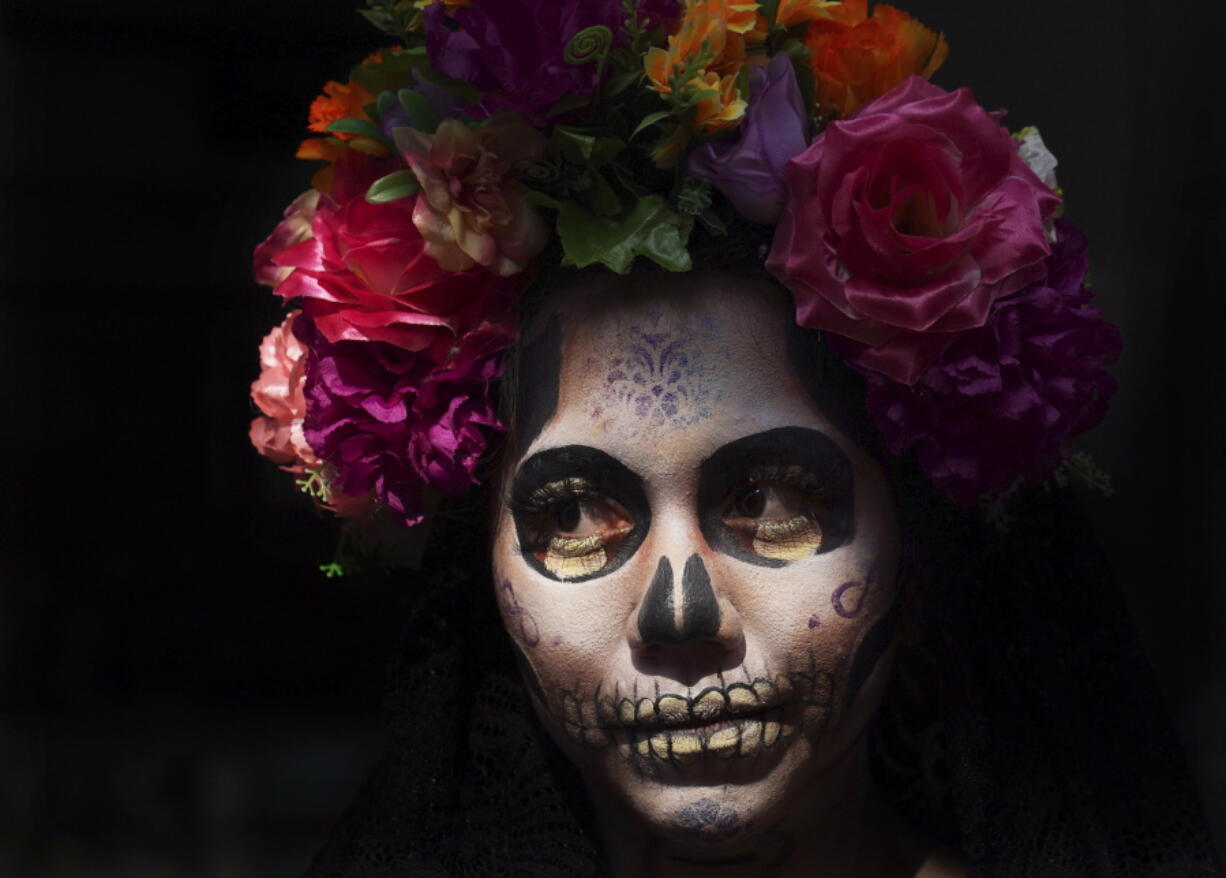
[587,311,729,431]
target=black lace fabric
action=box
[306,487,1222,877]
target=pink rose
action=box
[252,190,320,288]
[267,160,522,362]
[767,76,1061,384]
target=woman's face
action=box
[491,274,901,849]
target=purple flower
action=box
[424,0,621,124]
[687,55,809,224]
[297,315,512,526]
[638,0,682,30]
[856,221,1121,504]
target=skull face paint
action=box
[492,275,901,861]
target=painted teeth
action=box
[708,727,740,757]
[669,734,704,762]
[619,699,636,725]
[636,736,651,757]
[657,694,689,724]
[727,684,758,711]
[751,678,777,705]
[650,733,670,760]
[692,689,727,721]
[763,719,781,747]
[739,721,763,754]
[636,698,656,725]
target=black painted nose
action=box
[638,554,721,647]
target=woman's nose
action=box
[631,553,743,655]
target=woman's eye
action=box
[530,495,634,580]
[723,482,826,562]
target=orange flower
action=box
[692,71,748,133]
[774,0,840,27]
[645,0,757,151]
[802,0,948,118]
[307,80,376,140]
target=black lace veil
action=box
[304,474,1221,877]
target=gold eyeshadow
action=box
[541,526,633,580]
[751,515,824,561]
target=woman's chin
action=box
[586,725,825,849]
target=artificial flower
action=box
[802,0,948,118]
[687,54,808,223]
[248,312,377,518]
[308,80,377,139]
[768,76,1062,385]
[1015,126,1060,192]
[398,117,549,276]
[250,311,317,470]
[298,313,514,526]
[253,190,320,288]
[774,0,840,27]
[639,0,684,31]
[263,157,521,358]
[423,0,621,123]
[646,0,753,90]
[858,221,1120,503]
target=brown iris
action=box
[722,466,826,562]
[524,480,634,580]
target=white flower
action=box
[1015,126,1060,191]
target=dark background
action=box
[1,1,1222,875]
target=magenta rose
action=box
[266,158,521,364]
[768,76,1062,385]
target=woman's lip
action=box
[627,706,788,763]
[604,679,789,732]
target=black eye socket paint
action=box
[697,427,855,567]
[509,445,651,583]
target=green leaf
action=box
[397,89,443,134]
[696,208,727,236]
[587,171,623,217]
[416,64,484,104]
[365,169,421,204]
[631,110,671,140]
[603,69,641,100]
[376,90,398,120]
[556,194,693,274]
[326,117,392,146]
[544,92,593,120]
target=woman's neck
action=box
[594,737,931,878]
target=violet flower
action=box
[687,55,809,224]
[856,221,1122,504]
[424,0,621,124]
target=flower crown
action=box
[250,0,1120,570]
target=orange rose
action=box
[803,0,948,118]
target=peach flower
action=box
[398,117,549,276]
[249,311,318,471]
[249,312,375,517]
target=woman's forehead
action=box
[519,275,851,472]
